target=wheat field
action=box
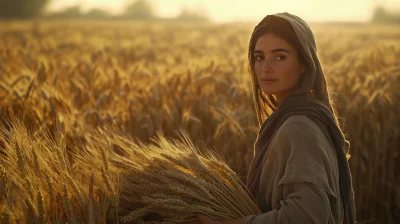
[0,20,399,223]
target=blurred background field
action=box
[0,0,399,224]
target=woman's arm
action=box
[193,181,332,224]
[242,182,332,224]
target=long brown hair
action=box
[248,15,341,129]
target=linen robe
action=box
[243,115,344,224]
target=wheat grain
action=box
[44,174,54,205]
[37,191,45,224]
[67,175,86,207]
[88,173,95,224]
[15,141,25,176]
[120,206,151,223]
[63,184,77,224]
[101,167,114,194]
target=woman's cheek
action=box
[254,63,263,78]
[277,61,295,78]
[275,61,289,73]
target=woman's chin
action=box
[261,88,278,95]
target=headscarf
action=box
[245,12,356,224]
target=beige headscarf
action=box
[245,12,356,224]
[273,12,327,102]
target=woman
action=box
[192,12,356,224]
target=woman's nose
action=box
[262,60,273,72]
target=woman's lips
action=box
[261,79,278,83]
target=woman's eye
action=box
[255,55,264,61]
[276,55,286,60]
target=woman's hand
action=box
[183,213,243,224]
[182,213,215,224]
[195,213,218,224]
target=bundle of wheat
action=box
[0,118,261,223]
[111,130,261,223]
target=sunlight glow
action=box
[48,0,400,23]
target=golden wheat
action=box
[0,21,399,224]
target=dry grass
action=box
[0,21,399,223]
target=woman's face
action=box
[254,33,305,103]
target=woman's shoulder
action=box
[271,114,337,163]
[276,114,323,138]
[269,115,341,205]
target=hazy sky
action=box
[48,0,400,22]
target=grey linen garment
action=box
[243,97,351,224]
[244,12,356,224]
[243,114,343,223]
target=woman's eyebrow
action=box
[254,48,291,54]
[271,48,291,53]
